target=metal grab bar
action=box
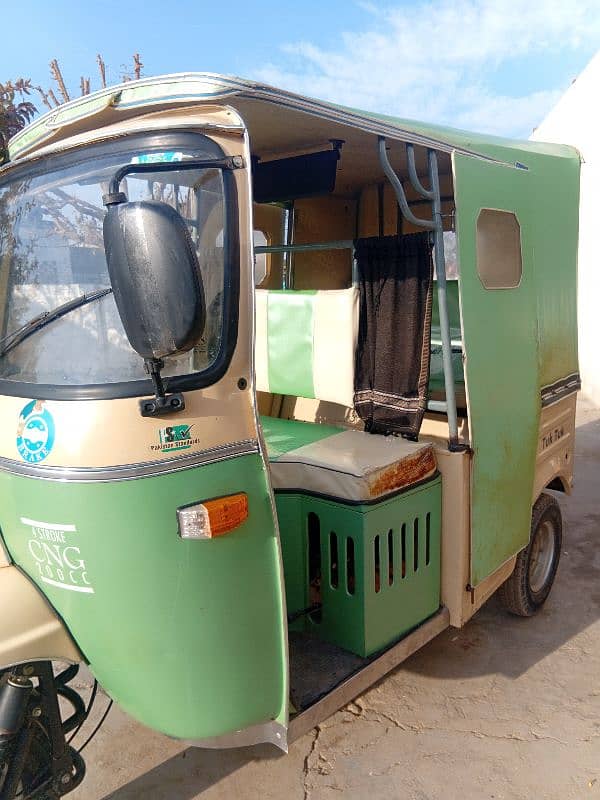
[255,240,358,287]
[254,197,454,257]
[407,143,434,200]
[378,138,435,231]
[378,137,460,449]
[254,240,354,254]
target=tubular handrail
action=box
[378,136,460,449]
[378,139,435,231]
[406,143,434,200]
[254,240,354,254]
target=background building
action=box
[531,51,600,406]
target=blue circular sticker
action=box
[16,401,55,463]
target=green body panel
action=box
[273,493,307,627]
[527,154,580,387]
[0,454,288,739]
[261,415,342,460]
[454,151,578,584]
[275,478,441,657]
[266,291,316,399]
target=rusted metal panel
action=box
[368,446,437,498]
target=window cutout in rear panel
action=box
[476,209,522,289]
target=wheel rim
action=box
[528,519,555,594]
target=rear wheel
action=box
[498,492,562,617]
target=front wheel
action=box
[0,664,86,799]
[498,492,562,617]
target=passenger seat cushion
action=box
[262,417,437,502]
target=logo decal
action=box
[16,401,55,463]
[151,424,201,454]
[541,425,565,451]
[21,517,94,594]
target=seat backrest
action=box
[255,288,358,408]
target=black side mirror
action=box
[103,197,206,416]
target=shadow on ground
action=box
[102,744,284,800]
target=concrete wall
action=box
[531,51,600,406]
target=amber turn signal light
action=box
[177,493,249,540]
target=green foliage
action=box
[0,78,37,142]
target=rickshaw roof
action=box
[6,72,581,168]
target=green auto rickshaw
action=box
[0,73,580,798]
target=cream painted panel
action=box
[293,196,356,290]
[281,396,363,429]
[435,447,471,627]
[420,414,470,447]
[313,288,358,408]
[0,386,257,470]
[256,392,274,416]
[533,393,576,500]
[255,290,270,393]
[0,567,83,668]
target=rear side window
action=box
[476,209,522,289]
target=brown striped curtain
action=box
[354,232,433,438]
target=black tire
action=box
[498,492,562,617]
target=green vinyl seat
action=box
[260,416,343,461]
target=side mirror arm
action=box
[140,358,186,418]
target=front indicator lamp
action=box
[177,493,249,540]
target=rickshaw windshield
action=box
[0,131,238,399]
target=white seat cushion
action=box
[267,425,437,503]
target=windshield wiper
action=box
[0,287,113,358]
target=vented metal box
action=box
[275,476,442,657]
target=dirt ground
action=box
[70,399,600,800]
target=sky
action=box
[2,0,599,138]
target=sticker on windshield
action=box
[16,401,55,463]
[131,151,183,164]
